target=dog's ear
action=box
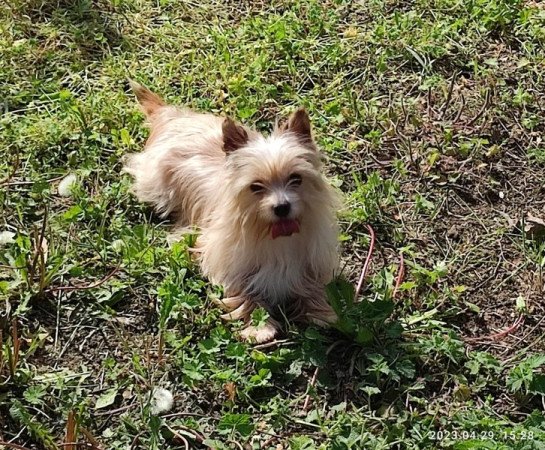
[129,79,166,118]
[222,117,248,153]
[282,108,314,147]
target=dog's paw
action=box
[239,321,278,344]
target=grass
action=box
[1,0,545,448]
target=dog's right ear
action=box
[222,117,248,153]
[129,79,166,118]
[279,108,316,150]
[285,108,312,140]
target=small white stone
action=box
[150,388,174,415]
[111,239,125,253]
[57,174,78,197]
[0,231,15,246]
[499,191,505,199]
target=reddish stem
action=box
[465,314,525,343]
[392,252,405,299]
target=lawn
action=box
[1,0,545,448]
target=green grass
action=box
[2,0,545,448]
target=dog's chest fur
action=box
[244,234,308,304]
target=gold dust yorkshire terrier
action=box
[123,81,340,343]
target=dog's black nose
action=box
[273,202,291,217]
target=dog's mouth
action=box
[271,219,300,239]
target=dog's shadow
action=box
[249,277,423,413]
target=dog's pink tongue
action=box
[271,219,300,239]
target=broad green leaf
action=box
[95,389,117,409]
[218,413,254,437]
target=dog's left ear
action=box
[223,117,248,154]
[282,108,314,147]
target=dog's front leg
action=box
[215,295,279,343]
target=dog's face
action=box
[222,110,329,240]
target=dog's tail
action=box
[128,79,166,118]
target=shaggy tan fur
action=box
[124,81,340,343]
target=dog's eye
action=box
[288,173,302,187]
[250,183,265,194]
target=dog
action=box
[123,81,340,343]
